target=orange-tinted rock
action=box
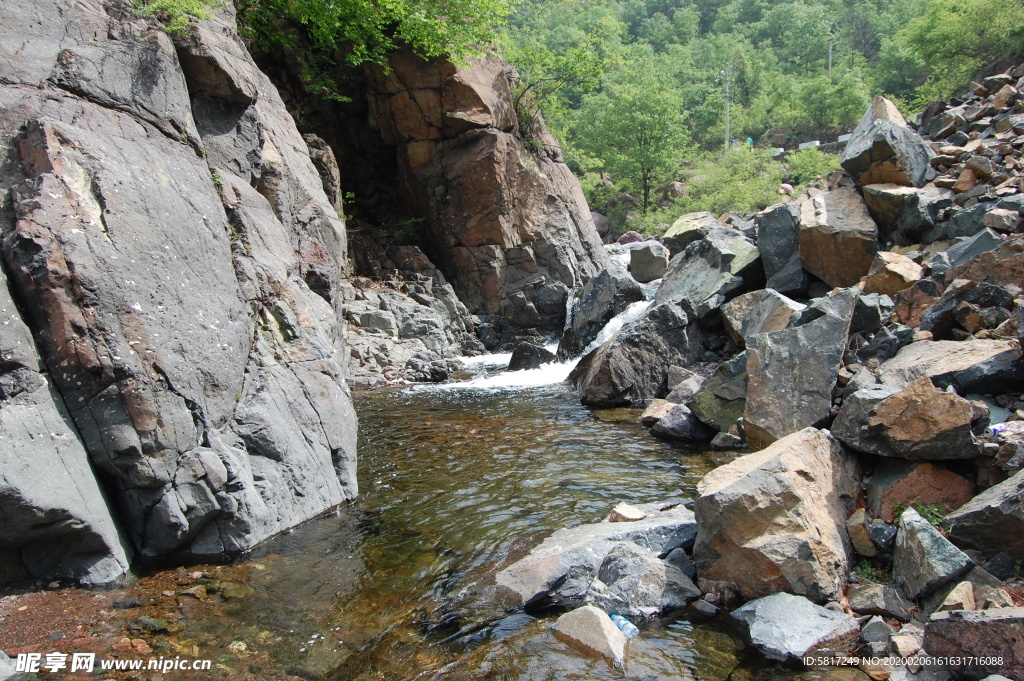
[841,96,934,187]
[799,188,879,288]
[946,235,1024,289]
[863,251,924,296]
[953,167,979,193]
[865,460,976,523]
[892,280,943,328]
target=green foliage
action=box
[133,0,214,36]
[679,147,784,216]
[853,558,891,585]
[896,0,1024,99]
[892,502,947,526]
[783,148,839,186]
[574,59,689,211]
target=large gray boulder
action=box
[570,301,704,407]
[662,211,719,253]
[872,340,1023,394]
[494,502,697,609]
[942,468,1024,561]
[694,428,861,603]
[862,184,953,245]
[744,288,857,447]
[841,96,934,188]
[731,592,860,662]
[557,263,645,359]
[583,542,701,619]
[893,507,973,599]
[832,377,980,460]
[756,204,808,293]
[629,241,670,283]
[654,227,762,318]
[0,1,358,576]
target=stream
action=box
[182,351,769,681]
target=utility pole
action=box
[720,66,732,151]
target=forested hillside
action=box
[501,0,1024,224]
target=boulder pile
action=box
[543,74,1024,675]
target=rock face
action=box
[943,468,1024,561]
[558,264,645,359]
[841,96,934,187]
[693,428,861,603]
[731,592,860,662]
[832,378,980,460]
[798,188,879,288]
[570,301,704,406]
[365,53,609,327]
[0,1,357,579]
[744,288,857,447]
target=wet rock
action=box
[942,468,1024,561]
[687,353,748,433]
[571,301,703,407]
[584,542,701,619]
[640,399,675,427]
[663,211,719,253]
[710,432,746,450]
[508,342,556,371]
[894,507,973,599]
[846,583,912,620]
[841,96,934,188]
[650,404,716,443]
[924,608,1024,679]
[833,378,980,461]
[731,592,860,662]
[798,188,879,288]
[744,288,857,447]
[654,228,762,319]
[722,289,805,349]
[863,252,924,297]
[551,605,627,667]
[694,428,860,603]
[495,502,697,608]
[864,460,976,522]
[630,242,670,283]
[557,264,645,359]
[757,203,808,294]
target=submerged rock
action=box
[731,592,860,662]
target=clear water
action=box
[173,355,753,680]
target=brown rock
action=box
[863,251,924,296]
[841,96,934,187]
[640,399,675,426]
[892,281,943,328]
[608,502,647,523]
[924,608,1024,679]
[947,235,1024,288]
[875,339,1023,394]
[993,84,1019,110]
[953,167,979,193]
[865,460,976,523]
[846,508,877,557]
[799,188,879,288]
[937,581,976,611]
[982,207,1022,233]
[693,428,861,603]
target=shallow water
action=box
[172,359,753,680]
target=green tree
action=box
[574,62,689,210]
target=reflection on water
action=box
[180,376,747,680]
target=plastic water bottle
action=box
[609,614,639,639]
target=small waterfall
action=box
[420,301,653,392]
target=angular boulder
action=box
[947,235,1024,289]
[924,608,1024,680]
[863,252,924,297]
[508,342,556,371]
[846,584,913,621]
[570,301,704,407]
[557,263,646,359]
[650,404,716,443]
[495,502,697,608]
[731,592,860,662]
[893,507,973,599]
[942,468,1024,561]
[663,211,719,253]
[551,605,628,667]
[798,188,879,288]
[921,279,1015,341]
[722,289,805,349]
[832,377,980,461]
[757,203,807,293]
[874,340,1023,394]
[583,542,701,619]
[694,428,861,603]
[654,228,762,318]
[841,96,934,188]
[629,242,670,283]
[744,288,857,447]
